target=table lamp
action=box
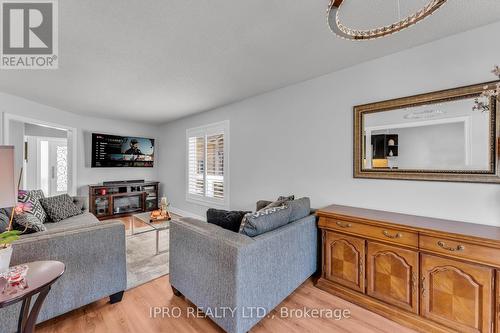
[0,146,16,230]
[0,146,16,209]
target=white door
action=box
[47,140,68,196]
[48,140,68,196]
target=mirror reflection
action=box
[363,98,491,171]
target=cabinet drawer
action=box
[320,217,418,248]
[420,235,500,267]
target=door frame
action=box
[1,112,78,196]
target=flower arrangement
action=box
[473,65,500,112]
[0,201,30,249]
[0,191,31,250]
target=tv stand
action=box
[88,181,159,220]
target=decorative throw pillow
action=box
[239,205,291,237]
[14,213,47,233]
[39,194,82,222]
[72,197,86,213]
[207,209,251,232]
[287,197,311,222]
[260,195,295,211]
[17,190,48,223]
[0,208,11,233]
[277,195,295,202]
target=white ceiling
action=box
[1,0,500,124]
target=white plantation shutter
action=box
[187,121,229,206]
[206,134,224,199]
[188,136,205,196]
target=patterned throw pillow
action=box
[17,190,48,223]
[0,208,11,233]
[39,194,82,222]
[239,205,291,237]
[14,213,47,233]
[261,195,295,211]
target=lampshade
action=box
[0,146,16,208]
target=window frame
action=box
[186,120,230,208]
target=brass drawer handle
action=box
[437,241,465,252]
[382,230,402,239]
[336,221,352,228]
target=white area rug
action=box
[126,226,169,289]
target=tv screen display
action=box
[91,133,155,168]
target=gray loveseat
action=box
[0,197,127,333]
[169,201,318,333]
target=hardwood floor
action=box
[35,213,416,333]
[36,275,416,333]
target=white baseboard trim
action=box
[170,207,205,221]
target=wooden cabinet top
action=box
[89,181,159,188]
[317,204,500,245]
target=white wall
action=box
[25,123,68,138]
[0,93,161,196]
[393,123,465,170]
[158,21,500,226]
[8,120,25,182]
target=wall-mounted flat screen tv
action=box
[91,133,155,168]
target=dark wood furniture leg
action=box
[17,296,31,333]
[171,286,183,297]
[109,291,124,304]
[18,286,51,333]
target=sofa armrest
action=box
[5,220,127,326]
[170,216,317,333]
[169,218,254,331]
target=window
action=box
[187,121,229,207]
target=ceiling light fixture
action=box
[327,0,448,41]
[403,109,446,120]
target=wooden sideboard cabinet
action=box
[316,205,500,333]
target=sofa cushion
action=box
[19,213,101,239]
[239,205,291,237]
[14,213,47,233]
[287,197,311,222]
[207,208,251,232]
[17,190,48,223]
[40,194,83,222]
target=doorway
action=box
[2,113,77,196]
[28,137,68,196]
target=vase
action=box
[0,246,13,274]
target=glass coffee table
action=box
[131,212,171,255]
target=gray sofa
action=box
[169,203,317,333]
[0,197,127,333]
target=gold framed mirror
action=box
[354,82,500,183]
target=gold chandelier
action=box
[327,0,448,40]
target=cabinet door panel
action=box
[324,231,365,293]
[367,242,418,313]
[496,271,500,333]
[420,254,493,333]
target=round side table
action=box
[0,261,65,333]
